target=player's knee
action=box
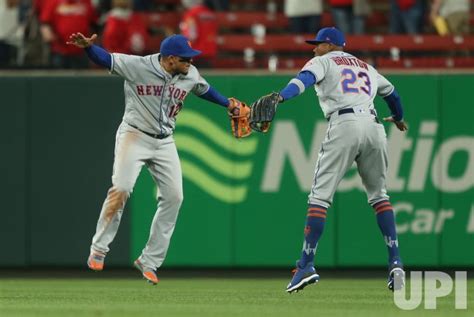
[107,186,130,209]
[111,176,135,194]
[166,188,183,206]
[103,187,130,221]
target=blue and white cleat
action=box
[387,259,405,292]
[286,261,320,293]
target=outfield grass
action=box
[0,274,472,317]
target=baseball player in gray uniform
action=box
[254,27,408,293]
[67,33,242,284]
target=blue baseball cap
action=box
[160,34,202,58]
[306,27,346,47]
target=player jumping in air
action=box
[67,33,246,285]
[250,27,408,293]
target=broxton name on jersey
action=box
[302,51,394,118]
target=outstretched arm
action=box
[198,86,230,107]
[198,86,251,138]
[67,33,112,69]
[382,89,408,131]
[246,71,315,134]
[279,71,317,102]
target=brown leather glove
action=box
[228,98,252,138]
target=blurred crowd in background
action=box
[0,0,471,69]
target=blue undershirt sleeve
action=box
[279,71,316,101]
[383,89,404,121]
[84,45,112,69]
[279,83,300,101]
[198,86,230,107]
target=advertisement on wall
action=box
[131,75,474,267]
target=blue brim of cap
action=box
[179,49,202,58]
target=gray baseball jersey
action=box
[301,51,394,118]
[299,51,395,207]
[111,53,210,136]
[90,52,211,271]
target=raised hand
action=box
[66,33,98,48]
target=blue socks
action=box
[298,201,401,269]
[299,204,327,268]
[373,200,401,264]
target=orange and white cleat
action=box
[134,259,159,285]
[87,252,106,271]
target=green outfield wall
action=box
[1,74,473,268]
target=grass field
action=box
[0,271,472,317]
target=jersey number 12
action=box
[169,102,183,118]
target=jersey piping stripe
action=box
[158,81,167,135]
[310,122,332,198]
[110,54,115,73]
[150,54,165,79]
[163,86,176,130]
[150,55,167,136]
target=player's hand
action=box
[383,116,408,131]
[66,33,97,48]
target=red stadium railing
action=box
[138,11,389,31]
[214,34,474,52]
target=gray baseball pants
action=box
[90,121,183,270]
[308,108,390,208]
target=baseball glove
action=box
[228,98,252,138]
[249,92,280,133]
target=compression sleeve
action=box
[85,45,112,69]
[383,89,404,121]
[198,85,230,107]
[279,71,316,101]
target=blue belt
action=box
[128,123,168,139]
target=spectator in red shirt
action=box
[179,0,217,68]
[102,0,148,55]
[40,0,97,68]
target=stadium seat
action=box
[138,0,473,71]
[216,34,313,53]
[213,11,388,32]
[376,56,474,69]
[346,35,474,51]
[216,34,474,53]
[138,12,180,30]
[216,12,288,30]
[320,12,388,30]
[212,56,308,69]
